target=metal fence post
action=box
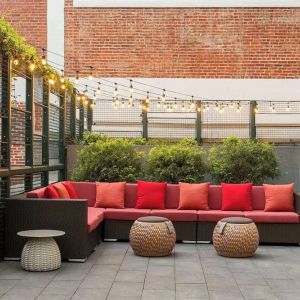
[58,92,66,181]
[79,98,84,139]
[70,90,76,139]
[249,100,257,139]
[87,99,93,132]
[196,100,202,144]
[41,79,50,186]
[142,100,148,140]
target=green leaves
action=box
[209,137,279,184]
[71,138,143,183]
[146,144,207,184]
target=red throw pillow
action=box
[45,185,60,199]
[62,181,78,199]
[53,182,70,199]
[264,183,294,212]
[178,182,209,210]
[135,180,167,209]
[95,182,126,208]
[221,183,253,211]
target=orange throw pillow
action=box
[95,182,126,208]
[264,183,294,212]
[178,182,209,210]
[53,182,70,199]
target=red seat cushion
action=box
[151,209,197,222]
[87,207,104,233]
[198,210,244,222]
[104,208,151,220]
[44,185,60,199]
[244,210,299,223]
[221,183,253,211]
[62,181,78,199]
[135,180,167,209]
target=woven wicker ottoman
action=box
[213,217,259,258]
[17,230,65,272]
[129,216,176,257]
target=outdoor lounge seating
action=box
[4,181,300,261]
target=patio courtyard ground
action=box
[0,242,299,300]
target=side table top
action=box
[17,230,65,238]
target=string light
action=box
[181,101,185,111]
[61,84,66,90]
[84,85,88,96]
[272,103,275,113]
[230,101,234,109]
[202,103,206,112]
[254,103,259,113]
[41,49,47,65]
[48,74,55,85]
[157,98,161,108]
[236,101,241,113]
[129,79,134,93]
[269,102,273,110]
[129,94,133,103]
[29,62,35,72]
[215,102,219,111]
[286,102,290,112]
[85,99,89,106]
[93,91,97,100]
[76,95,81,101]
[219,103,224,113]
[90,102,94,110]
[114,83,118,96]
[96,82,101,94]
[88,66,93,80]
[13,58,19,66]
[161,89,166,102]
[121,99,125,108]
[75,71,79,84]
[146,91,150,104]
[60,70,65,83]
[174,98,178,109]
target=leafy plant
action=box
[178,137,198,147]
[209,136,279,184]
[71,138,144,182]
[146,144,207,183]
[81,131,107,145]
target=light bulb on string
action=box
[76,95,81,101]
[254,103,259,113]
[29,61,35,72]
[85,99,89,106]
[93,91,97,101]
[161,89,166,102]
[41,48,47,65]
[90,102,94,110]
[114,83,119,96]
[272,103,275,113]
[129,94,133,103]
[75,71,79,84]
[48,74,55,85]
[206,102,210,111]
[13,58,19,66]
[236,101,241,113]
[60,70,65,83]
[61,84,66,90]
[202,103,206,112]
[139,101,142,109]
[181,101,185,111]
[230,101,234,109]
[88,66,93,80]
[146,91,150,104]
[269,102,273,110]
[121,99,125,108]
[96,82,101,94]
[174,98,178,109]
[286,102,290,112]
[129,79,134,93]
[84,85,88,96]
[116,97,120,105]
[215,102,219,111]
[219,103,224,113]
[190,96,195,109]
[157,100,161,108]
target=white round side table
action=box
[17,230,65,272]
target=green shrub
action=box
[209,136,279,184]
[146,144,207,183]
[81,131,107,145]
[178,137,198,147]
[71,138,143,182]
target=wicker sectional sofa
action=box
[5,182,300,261]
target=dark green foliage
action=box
[209,136,279,184]
[71,139,143,182]
[146,144,207,184]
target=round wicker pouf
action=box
[18,230,65,272]
[130,216,176,257]
[213,217,259,258]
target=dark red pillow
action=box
[135,180,167,209]
[45,185,60,199]
[221,183,253,211]
[62,181,78,199]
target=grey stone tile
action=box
[0,266,26,280]
[239,285,278,299]
[275,291,300,300]
[95,254,124,265]
[205,274,238,291]
[266,279,300,292]
[233,272,267,286]
[141,289,175,300]
[88,264,119,275]
[144,276,175,290]
[108,282,143,297]
[176,283,209,299]
[202,264,232,276]
[1,286,43,300]
[227,260,257,273]
[36,295,71,300]
[41,280,81,297]
[0,280,19,296]
[175,268,205,284]
[71,288,109,300]
[209,290,244,300]
[149,255,174,266]
[115,270,146,283]
[106,296,141,300]
[120,256,149,271]
[80,274,114,289]
[146,265,174,277]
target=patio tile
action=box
[95,254,124,265]
[205,274,238,291]
[1,286,43,300]
[71,288,110,300]
[120,256,149,271]
[208,290,244,300]
[36,295,71,300]
[107,282,143,297]
[0,280,19,296]
[146,265,174,277]
[239,285,278,299]
[175,267,205,284]
[266,279,300,292]
[141,289,175,300]
[233,272,267,286]
[79,274,114,289]
[149,255,174,266]
[144,276,175,290]
[41,280,81,297]
[176,283,209,299]
[115,270,146,282]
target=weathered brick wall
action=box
[0,0,47,54]
[64,3,300,78]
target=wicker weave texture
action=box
[130,220,176,257]
[21,237,61,271]
[213,221,259,258]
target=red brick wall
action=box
[0,0,47,54]
[64,3,300,78]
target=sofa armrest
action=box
[295,193,300,215]
[5,198,89,259]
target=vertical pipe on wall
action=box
[196,100,202,144]
[249,100,257,139]
[142,100,148,140]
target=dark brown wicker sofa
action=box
[5,182,300,262]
